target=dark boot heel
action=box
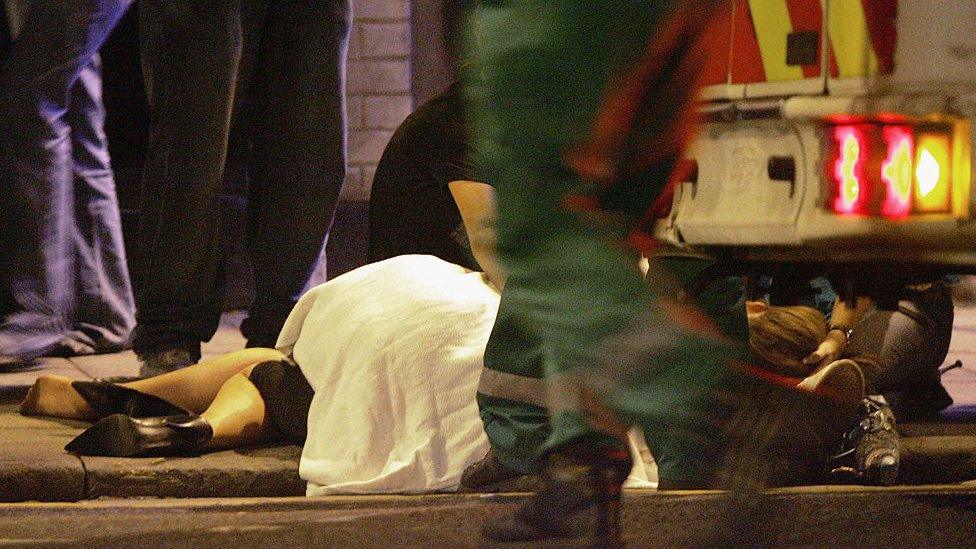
[482,444,631,545]
[592,457,625,545]
[65,413,213,457]
[71,381,191,419]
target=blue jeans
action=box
[0,0,136,358]
[132,0,351,355]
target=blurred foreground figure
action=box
[133,1,351,376]
[465,1,857,544]
[0,0,136,361]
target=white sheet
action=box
[278,255,498,494]
[277,254,657,495]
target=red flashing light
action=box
[880,126,913,218]
[832,126,866,214]
[826,121,957,219]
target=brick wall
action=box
[316,0,414,282]
[342,0,414,202]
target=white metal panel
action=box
[672,120,807,244]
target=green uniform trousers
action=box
[466,0,745,484]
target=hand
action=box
[802,332,846,367]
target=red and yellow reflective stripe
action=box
[730,0,765,83]
[747,0,804,81]
[785,0,825,79]
[827,0,878,77]
[828,0,896,77]
[733,0,823,83]
[728,0,895,85]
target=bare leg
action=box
[123,347,284,413]
[20,347,284,418]
[20,376,97,419]
[202,364,270,449]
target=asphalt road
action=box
[2,486,976,548]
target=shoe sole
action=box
[796,359,866,405]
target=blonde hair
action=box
[748,305,826,378]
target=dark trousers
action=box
[0,0,136,358]
[133,0,351,354]
[847,283,955,417]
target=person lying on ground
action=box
[750,279,954,420]
[22,254,503,494]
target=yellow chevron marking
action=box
[747,0,804,81]
[828,0,878,77]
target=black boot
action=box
[71,381,191,419]
[64,413,213,457]
[482,442,632,546]
[459,450,543,493]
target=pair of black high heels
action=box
[64,382,213,457]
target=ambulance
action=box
[658,0,976,286]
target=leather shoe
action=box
[459,450,542,493]
[139,347,200,378]
[65,413,213,457]
[71,381,191,419]
[482,442,632,545]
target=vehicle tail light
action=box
[832,126,868,214]
[826,119,966,218]
[913,133,951,212]
[880,126,913,218]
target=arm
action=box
[448,180,506,291]
[803,295,872,367]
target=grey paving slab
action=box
[1,403,303,502]
[5,312,250,383]
[68,351,140,380]
[82,444,304,499]
[1,310,975,505]
[901,435,976,484]
[0,406,86,502]
[0,358,89,385]
[0,407,88,432]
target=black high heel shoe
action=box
[71,381,191,419]
[64,413,213,457]
[482,441,632,546]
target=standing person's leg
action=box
[0,0,132,359]
[239,0,351,348]
[467,2,850,543]
[468,0,719,482]
[60,56,136,355]
[134,1,243,375]
[469,253,748,489]
[467,2,675,494]
[473,293,551,478]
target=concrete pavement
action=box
[1,309,975,504]
[0,312,306,502]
